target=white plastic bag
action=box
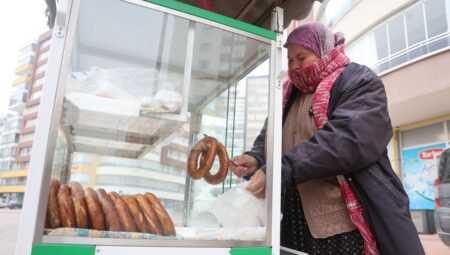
[211,182,266,228]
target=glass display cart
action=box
[16,0,284,254]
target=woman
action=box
[230,22,424,255]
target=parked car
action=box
[435,147,450,247]
[0,199,6,208]
[7,200,22,209]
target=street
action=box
[0,208,449,254]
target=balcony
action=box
[15,64,34,76]
[374,32,450,75]
[0,169,28,178]
[12,76,31,87]
[0,185,26,193]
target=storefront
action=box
[396,117,450,233]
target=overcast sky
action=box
[0,1,49,113]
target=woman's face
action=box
[287,44,320,71]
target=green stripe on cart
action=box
[143,0,276,40]
[32,244,95,255]
[231,247,272,255]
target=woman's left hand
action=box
[246,169,266,198]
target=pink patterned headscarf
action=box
[284,21,345,58]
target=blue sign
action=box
[402,143,446,210]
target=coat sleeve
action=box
[439,148,450,181]
[281,70,393,187]
[244,118,267,168]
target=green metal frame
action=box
[143,0,276,40]
[32,244,95,255]
[231,247,272,255]
[32,244,272,255]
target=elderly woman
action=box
[230,22,424,255]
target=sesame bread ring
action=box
[144,192,176,236]
[122,195,151,233]
[70,182,89,229]
[46,178,61,229]
[203,142,229,185]
[187,135,218,179]
[57,184,77,228]
[109,192,137,232]
[97,189,122,232]
[135,194,163,235]
[84,187,105,230]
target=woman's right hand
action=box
[229,154,258,178]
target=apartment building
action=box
[0,41,37,203]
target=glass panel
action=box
[319,0,359,27]
[427,34,450,52]
[405,4,426,46]
[388,15,406,54]
[346,33,378,67]
[401,122,445,148]
[44,0,270,245]
[425,0,448,38]
[448,120,450,141]
[374,25,389,59]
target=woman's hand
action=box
[229,154,258,178]
[246,170,266,199]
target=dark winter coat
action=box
[245,63,425,255]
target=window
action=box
[25,118,37,128]
[14,82,28,91]
[319,0,359,27]
[374,26,389,59]
[347,33,378,68]
[1,134,19,144]
[406,4,426,46]
[35,64,47,75]
[19,147,32,156]
[30,90,43,100]
[0,148,16,157]
[37,50,49,62]
[347,0,450,74]
[8,92,27,106]
[23,105,40,115]
[447,120,450,141]
[401,122,445,148]
[40,38,51,49]
[388,15,407,54]
[32,76,44,89]
[425,0,448,38]
[19,133,34,143]
[7,119,21,130]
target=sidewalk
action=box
[420,234,450,254]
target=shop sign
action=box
[419,148,443,160]
[402,143,446,210]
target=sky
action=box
[0,1,49,113]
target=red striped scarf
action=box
[283,44,379,255]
